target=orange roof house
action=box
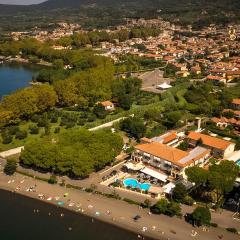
[134,141,210,168]
[187,131,232,151]
[232,99,240,105]
[231,99,240,110]
[187,132,235,158]
[100,101,115,111]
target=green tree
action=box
[93,104,107,119]
[15,130,28,140]
[151,199,169,214]
[208,161,239,205]
[192,207,211,226]
[120,117,146,140]
[4,159,17,175]
[172,183,187,202]
[185,166,209,185]
[178,141,189,151]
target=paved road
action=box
[88,117,127,131]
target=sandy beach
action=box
[0,170,239,240]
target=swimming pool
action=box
[236,159,240,166]
[123,178,151,191]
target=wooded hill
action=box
[0,0,239,31]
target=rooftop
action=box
[232,99,240,105]
[187,131,234,151]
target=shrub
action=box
[37,117,48,127]
[54,127,60,134]
[48,175,57,184]
[77,118,86,126]
[31,114,40,123]
[210,223,218,228]
[4,159,17,175]
[29,125,39,135]
[123,198,141,205]
[141,199,152,208]
[183,195,194,206]
[2,134,13,144]
[50,115,58,123]
[65,122,75,129]
[192,207,211,226]
[172,183,187,202]
[87,113,97,122]
[7,126,20,135]
[226,228,238,234]
[15,130,28,140]
[151,199,181,217]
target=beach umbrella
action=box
[57,201,65,206]
[95,211,100,216]
[64,193,69,197]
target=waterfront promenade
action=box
[0,171,239,240]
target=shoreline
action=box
[0,172,239,240]
[0,174,160,240]
[0,187,155,240]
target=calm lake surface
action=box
[0,63,41,98]
[0,189,152,240]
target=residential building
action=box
[131,141,210,180]
[231,99,240,110]
[187,131,235,158]
[100,101,115,111]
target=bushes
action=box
[2,133,13,144]
[54,127,60,134]
[183,195,194,206]
[29,125,39,134]
[150,199,182,217]
[15,130,28,140]
[172,183,187,202]
[191,207,211,226]
[210,223,218,228]
[226,228,238,234]
[7,126,20,135]
[48,175,57,184]
[4,159,17,175]
[123,198,141,205]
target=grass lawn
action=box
[0,119,82,152]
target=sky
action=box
[0,0,46,4]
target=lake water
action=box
[0,189,153,240]
[0,63,41,99]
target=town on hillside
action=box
[0,15,240,240]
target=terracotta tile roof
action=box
[135,142,188,165]
[187,131,233,151]
[211,117,240,125]
[163,132,178,144]
[100,101,114,107]
[226,71,240,75]
[206,75,225,81]
[232,99,240,105]
[135,142,210,168]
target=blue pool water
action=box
[236,159,240,166]
[123,178,151,191]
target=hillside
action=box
[0,0,239,31]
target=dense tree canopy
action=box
[0,84,57,123]
[186,161,239,205]
[192,207,211,226]
[20,129,123,178]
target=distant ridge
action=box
[0,0,239,30]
